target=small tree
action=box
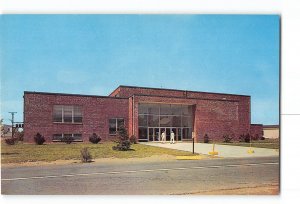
[89,133,101,144]
[1,119,10,137]
[34,133,45,145]
[112,125,131,151]
[80,147,92,163]
[15,130,24,141]
[0,118,4,137]
[5,138,17,145]
[204,134,209,143]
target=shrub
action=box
[204,134,209,143]
[61,135,74,144]
[15,131,24,141]
[244,133,251,143]
[239,133,250,143]
[80,147,92,163]
[112,125,131,151]
[34,133,45,145]
[5,138,17,145]
[129,135,137,144]
[89,133,101,144]
[260,136,265,140]
[223,134,233,143]
[251,134,259,141]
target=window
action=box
[138,103,194,141]
[63,106,73,123]
[53,134,63,141]
[182,106,193,115]
[73,134,82,140]
[148,115,159,127]
[52,133,82,141]
[138,103,149,114]
[53,105,63,122]
[182,128,192,140]
[160,104,172,115]
[148,104,159,115]
[182,116,193,127]
[138,127,148,140]
[170,104,182,115]
[73,106,82,123]
[109,118,125,135]
[160,116,172,127]
[53,105,82,123]
[138,115,148,127]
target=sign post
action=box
[247,134,255,154]
[192,132,195,154]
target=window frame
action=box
[109,118,125,135]
[52,133,83,142]
[53,105,83,124]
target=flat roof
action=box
[132,94,239,102]
[111,85,250,97]
[24,91,128,99]
[24,91,240,102]
[25,84,251,100]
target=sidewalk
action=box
[141,142,279,158]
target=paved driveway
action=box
[141,142,279,158]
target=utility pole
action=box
[9,112,17,138]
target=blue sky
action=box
[0,15,279,125]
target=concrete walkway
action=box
[141,142,279,158]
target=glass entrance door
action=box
[177,128,182,141]
[149,128,154,141]
[166,128,171,141]
[154,128,160,141]
[148,128,161,142]
[148,127,182,142]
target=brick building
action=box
[23,85,263,143]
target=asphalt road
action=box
[1,156,279,195]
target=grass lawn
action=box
[216,138,280,149]
[1,142,196,164]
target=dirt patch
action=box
[1,154,179,168]
[179,184,279,195]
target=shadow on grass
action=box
[112,148,136,151]
[80,160,95,164]
[1,152,20,155]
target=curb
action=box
[176,155,203,160]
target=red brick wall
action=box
[111,86,186,98]
[114,86,249,101]
[250,124,263,140]
[128,97,134,136]
[24,86,251,143]
[24,92,129,143]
